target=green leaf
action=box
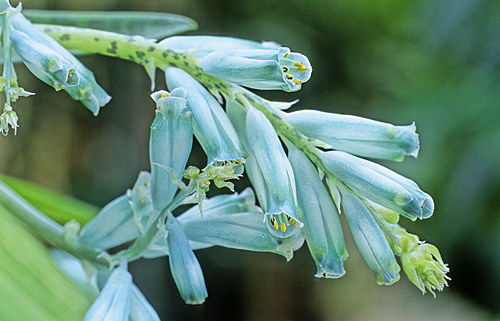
[0,174,99,225]
[23,10,198,40]
[0,203,94,321]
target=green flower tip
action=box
[0,104,19,136]
[401,243,450,297]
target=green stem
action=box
[41,25,327,172]
[0,179,109,267]
[1,16,11,106]
[118,180,196,261]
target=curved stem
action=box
[0,179,109,267]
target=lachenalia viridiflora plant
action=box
[0,2,449,319]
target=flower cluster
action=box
[0,0,110,135]
[0,3,450,319]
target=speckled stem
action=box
[41,25,327,173]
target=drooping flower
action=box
[165,67,246,168]
[12,13,111,114]
[337,182,401,285]
[78,172,152,250]
[10,28,79,91]
[165,211,208,304]
[84,258,132,321]
[149,88,193,213]
[320,150,434,221]
[227,100,302,237]
[287,143,348,278]
[0,104,19,136]
[282,110,419,161]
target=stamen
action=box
[284,53,290,58]
[285,74,294,80]
[297,66,307,72]
[270,217,278,230]
[279,222,286,232]
[293,62,303,67]
[283,66,290,73]
[293,79,301,84]
[322,272,328,278]
[161,93,167,98]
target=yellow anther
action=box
[140,199,145,204]
[293,62,303,67]
[322,272,328,278]
[161,93,167,98]
[293,79,302,84]
[143,183,148,187]
[285,74,294,80]
[271,217,278,230]
[291,218,297,227]
[284,53,290,58]
[283,66,290,73]
[297,66,308,72]
[152,126,156,130]
[279,222,286,232]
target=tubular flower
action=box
[321,150,434,221]
[227,100,302,237]
[288,143,348,278]
[150,88,193,213]
[158,35,280,59]
[0,104,18,136]
[283,110,419,161]
[165,211,208,304]
[165,67,246,168]
[12,13,111,114]
[84,258,132,321]
[10,28,79,91]
[201,47,311,92]
[338,183,401,285]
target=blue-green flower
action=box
[78,172,152,250]
[165,211,208,304]
[10,28,79,91]
[338,183,401,285]
[84,258,132,321]
[321,151,434,221]
[288,144,348,278]
[201,47,311,92]
[129,284,161,321]
[283,110,419,161]
[227,100,302,237]
[158,35,279,59]
[165,67,246,168]
[150,88,193,213]
[12,13,111,114]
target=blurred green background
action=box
[2,0,500,320]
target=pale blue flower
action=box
[10,28,79,91]
[321,151,434,220]
[84,258,132,321]
[12,13,111,115]
[338,183,401,285]
[158,35,279,59]
[150,88,193,213]
[227,100,302,237]
[165,211,208,304]
[288,144,348,278]
[165,67,246,168]
[283,110,419,161]
[78,172,152,249]
[129,284,161,321]
[201,47,312,92]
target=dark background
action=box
[2,0,500,320]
